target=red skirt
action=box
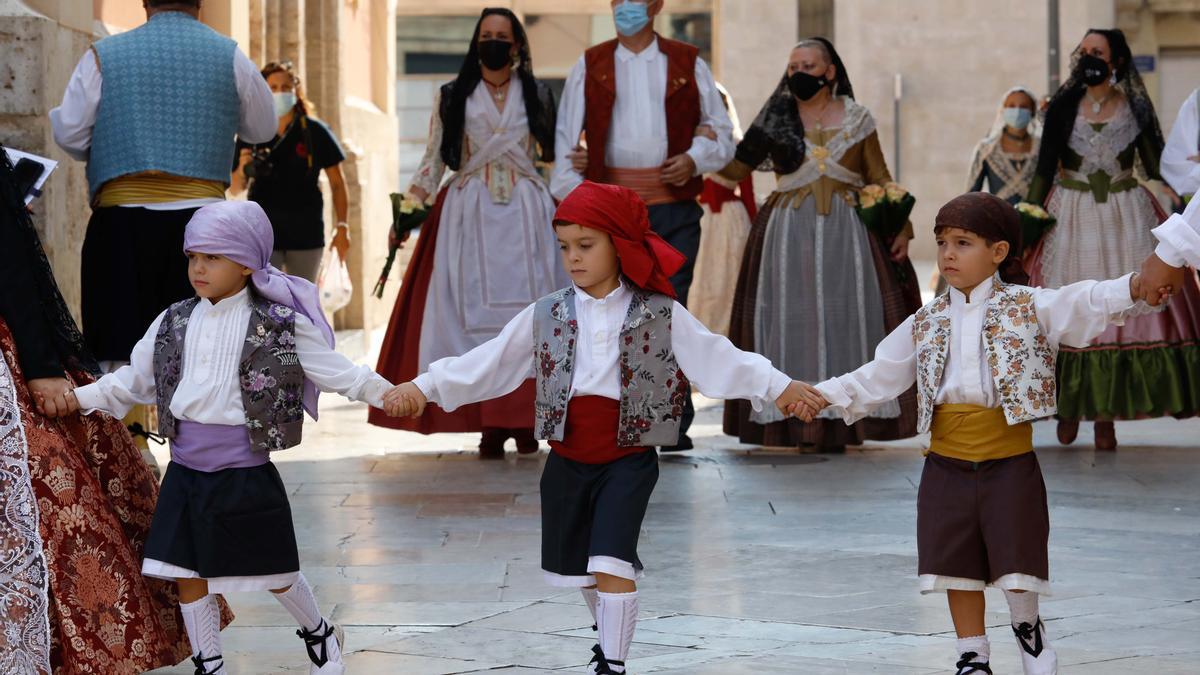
[368,186,535,433]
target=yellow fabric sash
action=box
[96,172,226,207]
[928,403,1032,462]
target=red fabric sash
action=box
[548,396,650,464]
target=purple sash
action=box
[171,420,266,473]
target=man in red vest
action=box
[552,0,734,454]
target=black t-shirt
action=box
[234,116,345,250]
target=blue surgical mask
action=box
[273,92,297,118]
[1002,107,1032,130]
[613,1,651,37]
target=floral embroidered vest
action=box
[533,286,690,447]
[911,280,1057,433]
[154,294,306,451]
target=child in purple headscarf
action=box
[48,201,393,675]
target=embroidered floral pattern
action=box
[533,287,688,447]
[914,281,1058,432]
[156,296,305,452]
[533,291,578,440]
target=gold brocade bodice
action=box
[765,127,854,216]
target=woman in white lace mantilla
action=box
[1023,29,1200,450]
[369,9,567,456]
[967,86,1042,205]
[720,38,921,453]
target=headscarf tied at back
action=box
[934,192,1029,285]
[182,200,335,419]
[553,181,686,298]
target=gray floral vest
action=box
[911,280,1058,433]
[154,294,306,451]
[533,286,689,447]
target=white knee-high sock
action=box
[1004,590,1040,626]
[274,572,341,664]
[274,572,323,631]
[596,591,638,673]
[581,587,599,625]
[180,595,224,671]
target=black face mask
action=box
[478,40,514,71]
[1076,53,1110,86]
[788,71,828,101]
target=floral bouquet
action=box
[1015,201,1056,247]
[373,192,430,299]
[856,182,915,241]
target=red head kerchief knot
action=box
[553,181,686,298]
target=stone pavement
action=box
[148,391,1200,674]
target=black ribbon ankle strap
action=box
[191,652,224,675]
[955,651,992,674]
[127,422,167,445]
[1013,618,1045,657]
[589,644,626,674]
[297,620,336,666]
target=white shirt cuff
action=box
[1104,273,1137,313]
[815,379,852,410]
[71,382,111,416]
[413,373,437,402]
[765,371,792,402]
[1152,228,1188,268]
[361,377,393,409]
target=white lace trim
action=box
[774,98,877,194]
[0,355,52,675]
[1070,103,1141,178]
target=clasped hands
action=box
[29,377,80,418]
[774,380,830,424]
[1136,252,1187,306]
[382,382,427,418]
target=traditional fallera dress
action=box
[1026,102,1200,421]
[370,81,566,435]
[723,97,921,448]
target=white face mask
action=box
[1002,107,1032,130]
[273,92,297,118]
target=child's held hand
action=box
[383,382,427,418]
[28,378,80,418]
[776,381,828,420]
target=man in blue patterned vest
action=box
[51,0,275,369]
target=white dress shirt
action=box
[49,46,276,210]
[415,281,791,413]
[1153,192,1200,269]
[815,274,1135,423]
[1162,90,1200,196]
[74,287,392,424]
[550,40,736,201]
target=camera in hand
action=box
[243,148,274,179]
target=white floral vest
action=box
[911,280,1058,433]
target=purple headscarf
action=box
[183,201,335,418]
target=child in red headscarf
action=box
[386,181,810,674]
[797,192,1164,675]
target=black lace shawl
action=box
[0,144,99,379]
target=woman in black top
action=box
[231,61,349,282]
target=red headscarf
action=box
[554,181,686,298]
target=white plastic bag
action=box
[318,247,353,314]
